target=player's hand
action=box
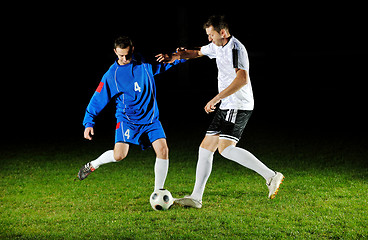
[175,47,187,53]
[204,97,221,114]
[155,47,187,63]
[172,47,187,60]
[155,53,175,63]
[84,127,94,140]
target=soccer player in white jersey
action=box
[172,15,284,208]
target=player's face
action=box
[114,46,134,65]
[205,26,223,47]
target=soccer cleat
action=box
[267,172,284,199]
[77,162,96,180]
[174,196,202,209]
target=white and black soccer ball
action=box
[150,189,174,211]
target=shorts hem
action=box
[206,131,220,136]
[149,136,166,144]
[219,134,239,143]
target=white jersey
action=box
[201,36,254,110]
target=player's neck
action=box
[117,59,132,66]
[222,35,231,47]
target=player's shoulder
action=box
[133,53,156,69]
[100,61,122,83]
[201,42,218,58]
[104,61,118,75]
[133,53,146,64]
[231,36,246,51]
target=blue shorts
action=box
[115,120,166,150]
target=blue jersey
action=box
[83,56,185,128]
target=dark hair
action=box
[114,36,133,49]
[203,15,229,33]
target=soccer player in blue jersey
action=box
[77,36,185,192]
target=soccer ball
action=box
[150,189,174,211]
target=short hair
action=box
[203,15,229,33]
[114,36,133,49]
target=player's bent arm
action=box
[216,69,248,101]
[204,69,248,113]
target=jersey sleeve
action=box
[83,73,112,128]
[232,44,249,71]
[200,43,217,59]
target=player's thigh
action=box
[114,142,129,161]
[152,138,169,160]
[200,135,219,152]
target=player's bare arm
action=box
[156,48,203,63]
[176,49,203,59]
[204,69,248,113]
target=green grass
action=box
[0,129,367,239]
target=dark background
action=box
[2,3,367,145]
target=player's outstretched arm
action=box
[155,48,203,63]
[177,48,203,59]
[84,127,94,140]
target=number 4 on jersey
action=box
[134,82,141,92]
[124,129,130,139]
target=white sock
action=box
[191,147,214,201]
[221,145,275,181]
[90,150,116,169]
[154,158,169,191]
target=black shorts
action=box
[206,109,252,143]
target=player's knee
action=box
[200,135,219,152]
[218,140,236,155]
[217,143,225,154]
[114,151,127,161]
[155,145,169,159]
[218,147,224,155]
[218,145,228,155]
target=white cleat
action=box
[174,196,202,209]
[267,172,284,199]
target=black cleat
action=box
[77,162,95,180]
